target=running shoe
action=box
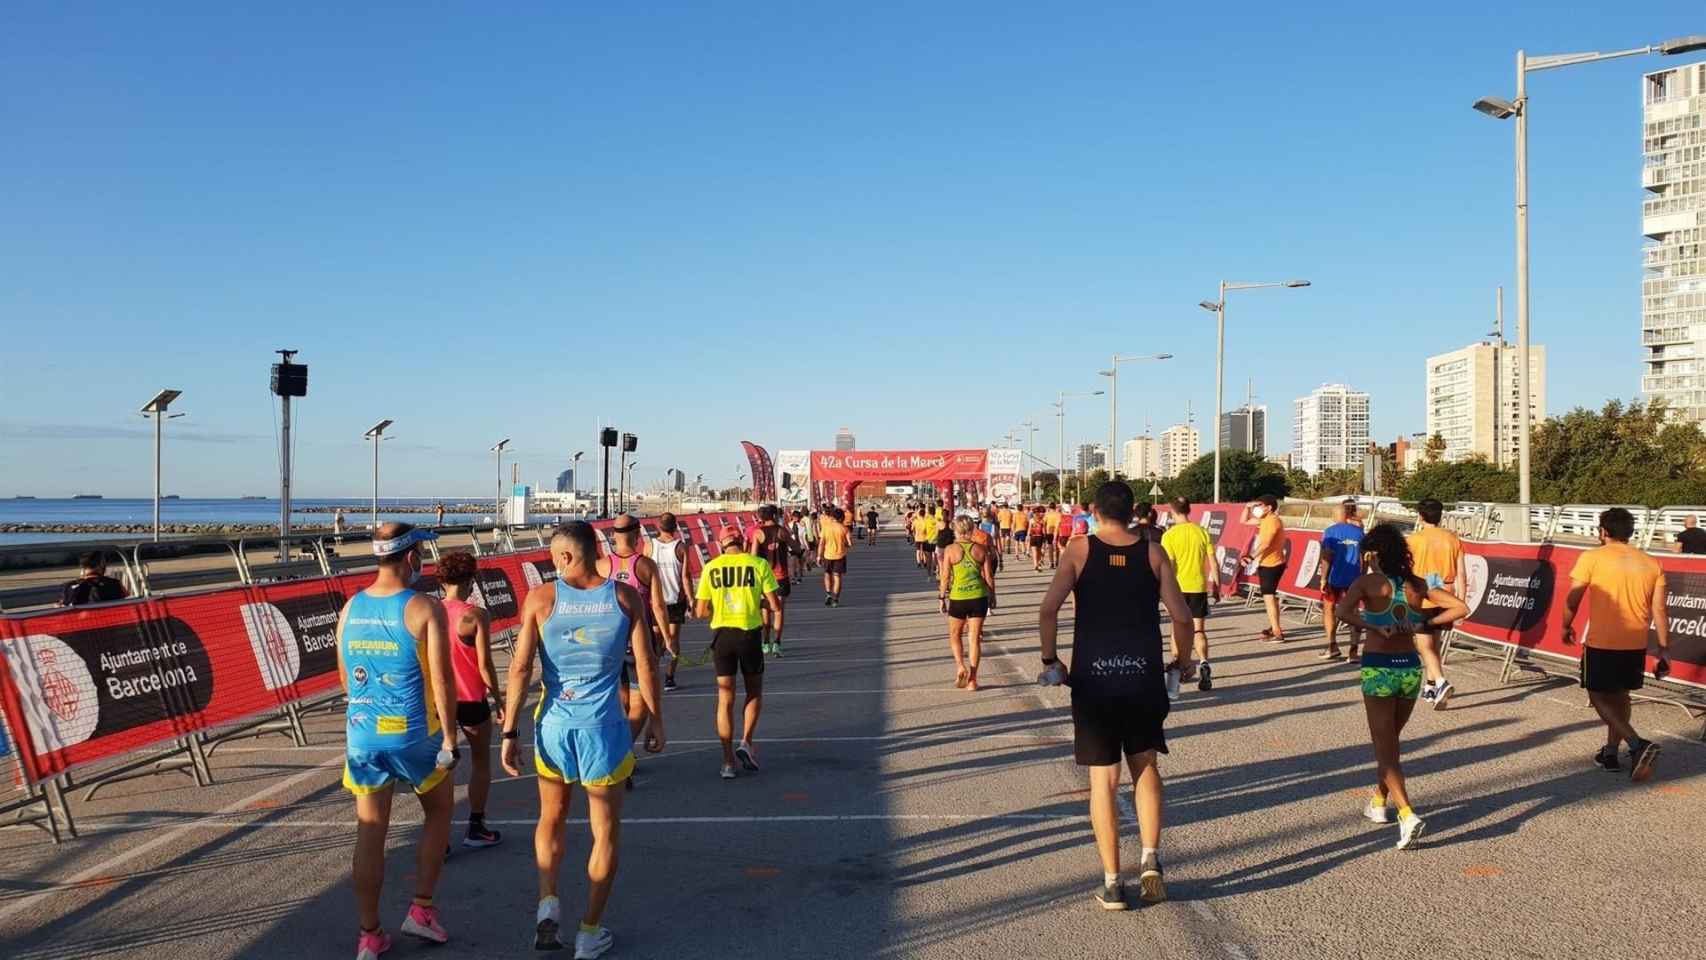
[573,926,614,959]
[735,741,759,771]
[1594,747,1621,772]
[771,643,783,658]
[1092,878,1128,911]
[1137,852,1166,903]
[824,595,834,607]
[1318,648,1343,661]
[1419,683,1438,705]
[1197,661,1213,692]
[1363,800,1394,824]
[462,819,502,848]
[663,676,678,692]
[1629,738,1661,783]
[355,929,392,960]
[1431,679,1454,710]
[535,896,562,951]
[1396,811,1426,850]
[720,763,737,780]
[400,904,448,944]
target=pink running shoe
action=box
[401,904,449,944]
[355,929,392,960]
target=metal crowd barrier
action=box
[0,522,547,841]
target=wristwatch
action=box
[501,729,519,740]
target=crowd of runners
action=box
[330,484,1678,955]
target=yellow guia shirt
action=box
[695,553,780,631]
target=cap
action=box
[718,525,744,546]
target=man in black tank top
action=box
[1039,481,1195,911]
[746,505,793,656]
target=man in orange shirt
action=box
[818,506,853,608]
[1561,507,1672,782]
[1407,498,1465,708]
[1243,495,1288,642]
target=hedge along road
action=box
[2,529,1704,960]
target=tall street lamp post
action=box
[1197,280,1311,503]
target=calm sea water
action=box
[0,498,503,546]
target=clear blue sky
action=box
[2,4,1699,496]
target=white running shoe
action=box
[735,741,759,771]
[1431,679,1454,710]
[1363,801,1394,824]
[574,925,614,959]
[1396,811,1426,850]
[720,763,737,780]
[534,897,562,951]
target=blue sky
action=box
[2,3,1700,496]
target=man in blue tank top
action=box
[1039,482,1195,912]
[335,523,460,960]
[1318,499,1367,661]
[503,521,663,959]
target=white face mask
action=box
[1251,506,1268,518]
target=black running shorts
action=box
[918,541,935,553]
[823,558,847,574]
[1581,646,1645,692]
[455,700,491,728]
[1257,564,1286,596]
[1183,592,1209,619]
[946,597,989,620]
[1033,534,1053,546]
[1071,693,1169,765]
[665,601,687,625]
[713,627,765,677]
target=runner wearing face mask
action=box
[1243,495,1288,643]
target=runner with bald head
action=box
[504,521,662,957]
[335,522,460,959]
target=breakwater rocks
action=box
[1,522,326,537]
[296,503,490,514]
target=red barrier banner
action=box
[1185,503,1706,691]
[0,511,757,784]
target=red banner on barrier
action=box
[0,511,758,784]
[1185,503,1706,691]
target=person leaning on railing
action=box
[60,551,128,607]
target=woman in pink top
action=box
[438,551,503,848]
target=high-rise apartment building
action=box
[1075,443,1109,472]
[1121,436,1159,479]
[1292,384,1371,475]
[1425,341,1546,466]
[1158,425,1199,479]
[1219,404,1267,455]
[555,468,575,494]
[1643,61,1706,421]
[834,427,856,451]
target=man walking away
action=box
[697,526,783,779]
[1162,498,1219,692]
[1561,507,1671,783]
[1319,500,1366,661]
[1407,498,1465,707]
[1039,482,1195,910]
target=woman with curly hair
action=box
[437,550,504,849]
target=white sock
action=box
[537,896,560,924]
[1104,872,1120,885]
[1141,847,1159,861]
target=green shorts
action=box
[1360,652,1423,700]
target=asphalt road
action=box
[4,530,1705,959]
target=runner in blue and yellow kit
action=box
[503,521,664,958]
[335,523,460,960]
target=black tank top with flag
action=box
[1069,536,1165,700]
[755,525,788,572]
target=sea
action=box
[0,498,503,546]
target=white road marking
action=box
[0,753,346,924]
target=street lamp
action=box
[1054,389,1104,503]
[363,419,394,531]
[1473,35,1706,505]
[571,450,584,498]
[491,438,511,526]
[623,461,640,510]
[139,389,183,542]
[1198,280,1310,503]
[1100,353,1172,478]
